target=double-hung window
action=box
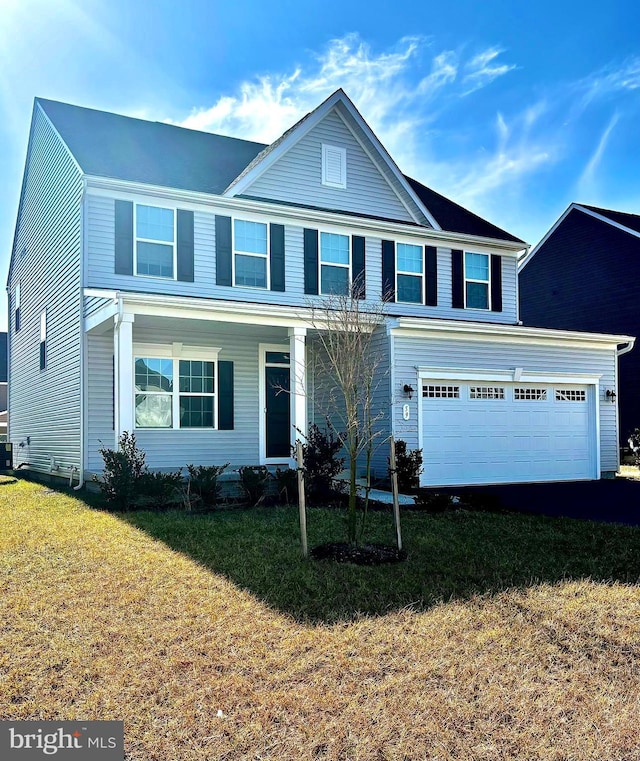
[464,252,490,309]
[233,220,268,288]
[135,205,175,279]
[396,243,423,304]
[135,349,218,429]
[320,232,350,295]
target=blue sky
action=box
[1,0,640,329]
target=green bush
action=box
[411,491,454,512]
[96,432,147,510]
[629,429,640,467]
[186,463,229,510]
[275,467,298,504]
[391,440,423,492]
[136,470,184,509]
[238,465,271,506]
[296,424,345,505]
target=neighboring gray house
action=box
[6,90,634,487]
[0,332,7,441]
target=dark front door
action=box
[265,365,290,458]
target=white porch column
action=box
[289,327,307,450]
[114,312,135,446]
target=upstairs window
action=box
[322,144,346,189]
[39,309,47,370]
[233,219,268,289]
[320,232,350,295]
[15,282,21,332]
[396,243,423,304]
[465,252,490,310]
[135,205,175,279]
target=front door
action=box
[264,351,291,459]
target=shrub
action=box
[238,465,271,506]
[411,491,454,512]
[186,463,229,510]
[96,432,147,510]
[296,424,345,505]
[391,440,423,492]
[136,470,184,509]
[275,467,298,504]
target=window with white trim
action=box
[515,387,547,401]
[470,386,505,400]
[233,219,268,289]
[135,204,175,279]
[465,252,490,309]
[423,385,460,398]
[322,144,346,189]
[555,389,586,402]
[320,232,350,295]
[135,353,218,429]
[396,243,423,304]
[39,308,46,371]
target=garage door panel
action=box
[421,380,595,486]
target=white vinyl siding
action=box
[8,104,83,473]
[245,109,417,223]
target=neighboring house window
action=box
[15,282,21,332]
[464,252,490,309]
[135,204,175,279]
[320,232,350,295]
[233,219,268,289]
[396,243,423,304]
[322,144,346,188]
[39,309,47,370]
[134,353,218,429]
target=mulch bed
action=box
[310,542,407,565]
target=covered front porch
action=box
[84,290,311,473]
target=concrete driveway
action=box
[443,476,640,526]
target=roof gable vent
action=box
[322,143,346,189]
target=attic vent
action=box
[322,144,346,189]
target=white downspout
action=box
[73,182,87,490]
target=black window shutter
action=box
[114,200,134,275]
[425,246,437,306]
[303,228,319,295]
[215,215,232,287]
[491,254,503,312]
[218,360,234,430]
[351,235,366,299]
[381,240,395,302]
[452,249,464,308]
[176,209,194,282]
[270,224,285,292]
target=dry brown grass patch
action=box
[1,477,639,760]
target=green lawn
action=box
[2,475,640,760]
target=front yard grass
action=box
[1,475,640,760]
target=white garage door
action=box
[420,381,596,486]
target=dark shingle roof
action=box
[38,97,524,244]
[406,176,525,244]
[37,98,266,195]
[580,204,640,235]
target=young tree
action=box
[305,284,388,544]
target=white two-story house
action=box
[6,90,634,487]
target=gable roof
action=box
[520,202,640,271]
[36,96,523,244]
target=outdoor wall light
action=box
[606,389,617,402]
[403,384,414,400]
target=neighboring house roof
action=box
[520,202,640,271]
[37,95,523,244]
[0,333,7,384]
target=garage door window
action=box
[515,387,547,400]
[556,389,586,402]
[469,386,505,399]
[423,385,460,398]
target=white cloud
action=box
[575,112,620,199]
[462,47,517,95]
